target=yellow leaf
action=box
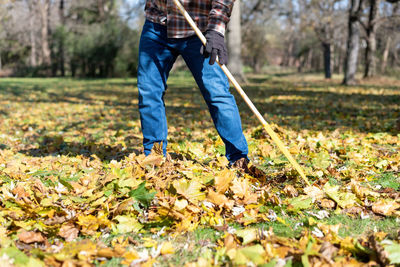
[174,199,188,211]
[207,189,234,209]
[112,215,143,234]
[276,216,289,226]
[231,178,249,199]
[77,215,100,235]
[350,179,380,199]
[235,228,258,245]
[324,183,357,209]
[173,179,205,204]
[121,250,140,265]
[229,245,266,265]
[54,239,97,261]
[142,237,157,248]
[160,242,175,255]
[214,168,235,193]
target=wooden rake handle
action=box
[172,0,311,186]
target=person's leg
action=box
[137,20,178,155]
[180,36,248,163]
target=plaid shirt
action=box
[145,0,234,38]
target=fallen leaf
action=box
[231,178,249,199]
[372,199,400,216]
[304,186,324,201]
[288,196,313,211]
[382,240,400,264]
[214,168,235,193]
[58,223,79,242]
[324,183,357,209]
[173,179,205,204]
[235,228,258,245]
[18,231,45,244]
[319,199,336,209]
[112,215,143,234]
[283,185,298,197]
[160,242,175,255]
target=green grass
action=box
[371,172,400,190]
[2,72,400,266]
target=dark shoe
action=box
[230,158,266,180]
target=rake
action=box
[172,0,311,186]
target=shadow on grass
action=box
[18,135,141,161]
[1,73,400,161]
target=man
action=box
[138,0,249,168]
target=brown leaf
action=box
[32,179,47,195]
[319,242,338,263]
[12,183,30,199]
[18,231,45,244]
[58,223,79,242]
[207,189,234,210]
[97,248,115,258]
[114,198,136,216]
[139,154,164,167]
[44,216,67,226]
[372,199,400,216]
[369,234,390,266]
[344,206,363,215]
[319,199,336,209]
[224,233,238,250]
[304,186,324,201]
[283,185,298,197]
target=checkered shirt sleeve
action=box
[144,0,235,38]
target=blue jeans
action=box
[137,20,248,163]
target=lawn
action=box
[0,72,400,266]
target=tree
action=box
[363,0,400,77]
[381,2,399,73]
[25,0,37,67]
[241,0,277,73]
[227,0,246,82]
[298,0,346,79]
[37,0,51,68]
[58,0,66,76]
[363,0,380,78]
[343,0,364,85]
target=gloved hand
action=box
[200,30,228,65]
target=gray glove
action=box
[200,30,228,65]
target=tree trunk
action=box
[364,0,380,78]
[282,39,294,67]
[59,0,65,76]
[343,0,363,85]
[27,1,37,67]
[391,49,398,68]
[298,54,306,73]
[38,0,51,70]
[307,49,313,70]
[227,0,246,82]
[97,0,105,20]
[381,36,391,73]
[338,49,344,74]
[323,42,332,79]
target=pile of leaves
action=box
[0,76,400,266]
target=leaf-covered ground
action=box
[0,73,400,266]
